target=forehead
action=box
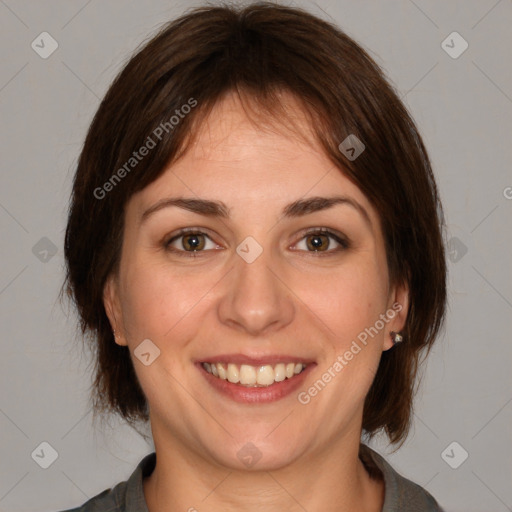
[187,90,318,160]
[128,91,377,225]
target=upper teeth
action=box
[202,362,306,387]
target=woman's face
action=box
[104,92,408,470]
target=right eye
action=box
[164,229,221,255]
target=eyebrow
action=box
[140,195,371,226]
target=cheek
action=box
[299,260,388,340]
[309,268,389,397]
[119,258,218,341]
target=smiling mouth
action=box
[201,362,308,387]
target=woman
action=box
[60,2,446,511]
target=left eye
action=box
[294,230,348,252]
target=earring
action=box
[390,331,403,345]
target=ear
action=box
[382,282,409,352]
[103,274,127,347]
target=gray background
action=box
[0,1,511,511]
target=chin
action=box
[207,434,304,472]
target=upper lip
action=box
[196,354,316,366]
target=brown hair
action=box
[61,1,446,448]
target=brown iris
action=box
[181,233,206,251]
[306,234,330,251]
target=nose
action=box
[217,245,295,336]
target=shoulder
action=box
[56,452,156,512]
[359,443,445,512]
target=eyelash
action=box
[163,227,350,258]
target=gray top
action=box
[58,444,444,512]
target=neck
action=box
[143,427,384,512]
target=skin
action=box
[104,91,409,512]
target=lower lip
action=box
[197,363,316,403]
